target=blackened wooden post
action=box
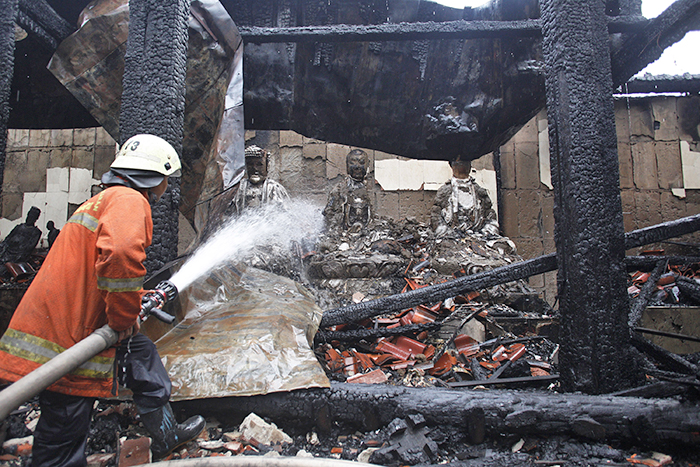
[119,0,189,274]
[0,0,18,205]
[539,0,640,393]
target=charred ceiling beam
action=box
[239,16,647,43]
[16,0,73,51]
[619,75,700,94]
[611,0,700,87]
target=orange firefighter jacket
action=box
[0,186,153,398]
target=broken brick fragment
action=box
[118,437,151,466]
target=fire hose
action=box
[0,280,179,421]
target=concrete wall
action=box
[1,128,116,247]
[3,95,699,304]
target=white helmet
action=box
[111,134,182,177]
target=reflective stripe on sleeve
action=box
[96,275,144,292]
[0,329,114,379]
[67,212,99,232]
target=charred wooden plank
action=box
[676,276,700,305]
[611,0,700,86]
[628,260,667,327]
[239,16,648,44]
[17,0,73,49]
[625,256,700,271]
[315,322,438,343]
[174,382,700,447]
[631,332,699,376]
[634,327,700,344]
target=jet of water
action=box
[169,200,324,291]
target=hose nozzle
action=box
[140,280,178,324]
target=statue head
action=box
[26,207,40,226]
[346,149,369,182]
[244,145,268,186]
[450,158,471,179]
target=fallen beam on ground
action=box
[321,214,700,327]
[174,382,700,447]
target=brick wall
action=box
[501,96,700,304]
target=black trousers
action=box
[32,333,171,466]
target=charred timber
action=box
[611,0,700,86]
[174,382,700,447]
[625,255,700,270]
[634,327,700,344]
[628,260,667,327]
[315,322,439,344]
[15,10,58,50]
[17,0,73,46]
[631,332,700,376]
[238,16,648,44]
[676,275,700,305]
[321,213,700,327]
[621,75,700,94]
[119,0,188,274]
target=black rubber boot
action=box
[138,403,206,459]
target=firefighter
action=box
[0,134,205,464]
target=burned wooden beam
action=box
[174,382,700,447]
[675,275,700,304]
[634,327,700,344]
[119,0,188,274]
[238,16,648,44]
[240,19,542,43]
[321,213,700,328]
[611,0,700,86]
[315,322,438,344]
[621,75,700,94]
[18,0,75,44]
[15,9,58,50]
[447,374,558,388]
[625,255,700,270]
[321,254,557,327]
[631,332,699,376]
[625,214,700,250]
[628,260,667,327]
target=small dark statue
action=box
[47,221,60,249]
[0,207,42,267]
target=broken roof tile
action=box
[347,368,389,384]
